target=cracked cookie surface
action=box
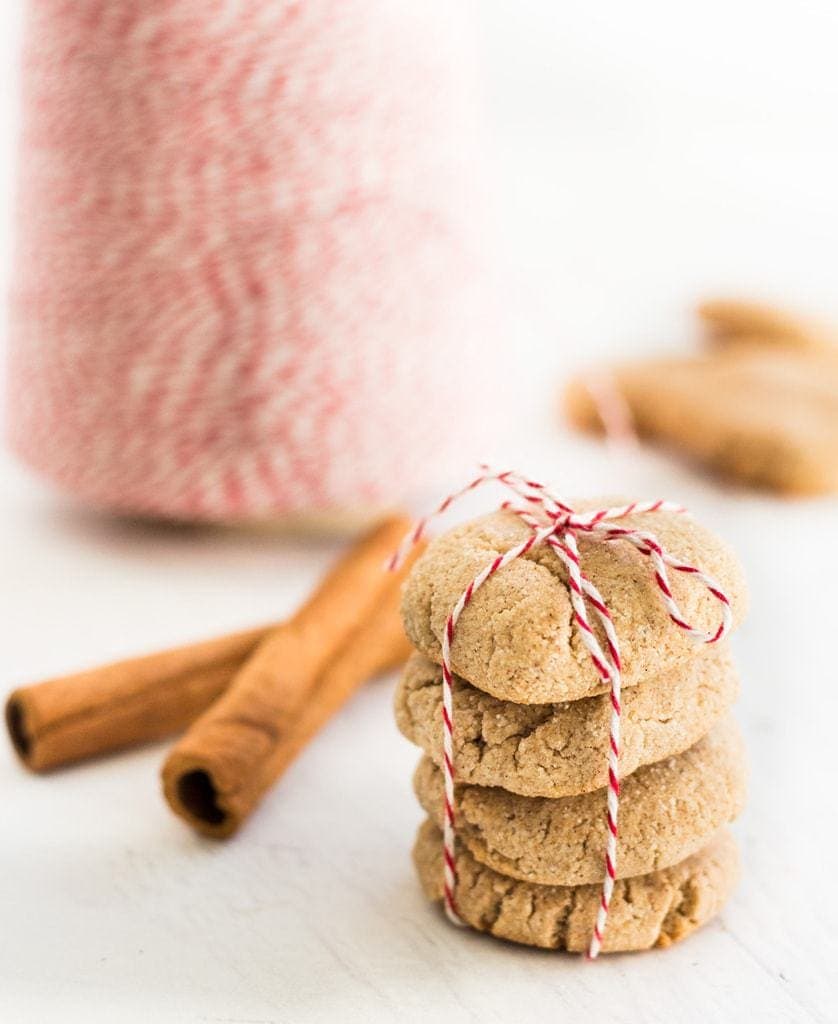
[400,507,747,703]
[395,646,738,797]
[413,718,746,886]
[413,819,739,953]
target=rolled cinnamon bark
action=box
[6,625,270,772]
[270,579,410,781]
[161,515,415,837]
[163,574,411,836]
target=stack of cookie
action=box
[395,505,748,954]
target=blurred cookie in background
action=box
[564,300,838,496]
[698,298,838,354]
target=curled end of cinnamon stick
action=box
[6,693,34,767]
[161,515,419,839]
[176,770,225,826]
[162,752,241,839]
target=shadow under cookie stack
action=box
[394,495,748,955]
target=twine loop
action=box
[390,466,732,958]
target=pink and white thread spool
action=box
[8,1,498,522]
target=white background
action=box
[2,3,837,1022]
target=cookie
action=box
[395,645,738,798]
[564,349,838,495]
[400,507,746,703]
[698,298,837,353]
[413,819,739,953]
[414,718,745,886]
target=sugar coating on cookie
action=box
[395,645,739,798]
[400,506,747,703]
[413,718,746,886]
[413,819,739,953]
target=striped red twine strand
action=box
[389,467,732,958]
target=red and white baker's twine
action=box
[389,467,732,959]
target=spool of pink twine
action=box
[8,1,497,521]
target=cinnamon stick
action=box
[6,625,271,772]
[267,574,411,787]
[161,515,416,837]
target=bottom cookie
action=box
[413,819,739,953]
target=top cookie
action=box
[400,506,746,703]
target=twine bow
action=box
[390,467,732,959]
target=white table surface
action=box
[2,431,837,1024]
[3,3,838,1021]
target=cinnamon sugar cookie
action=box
[413,819,739,953]
[413,718,746,886]
[395,646,738,798]
[698,298,837,352]
[400,507,746,703]
[565,349,838,495]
